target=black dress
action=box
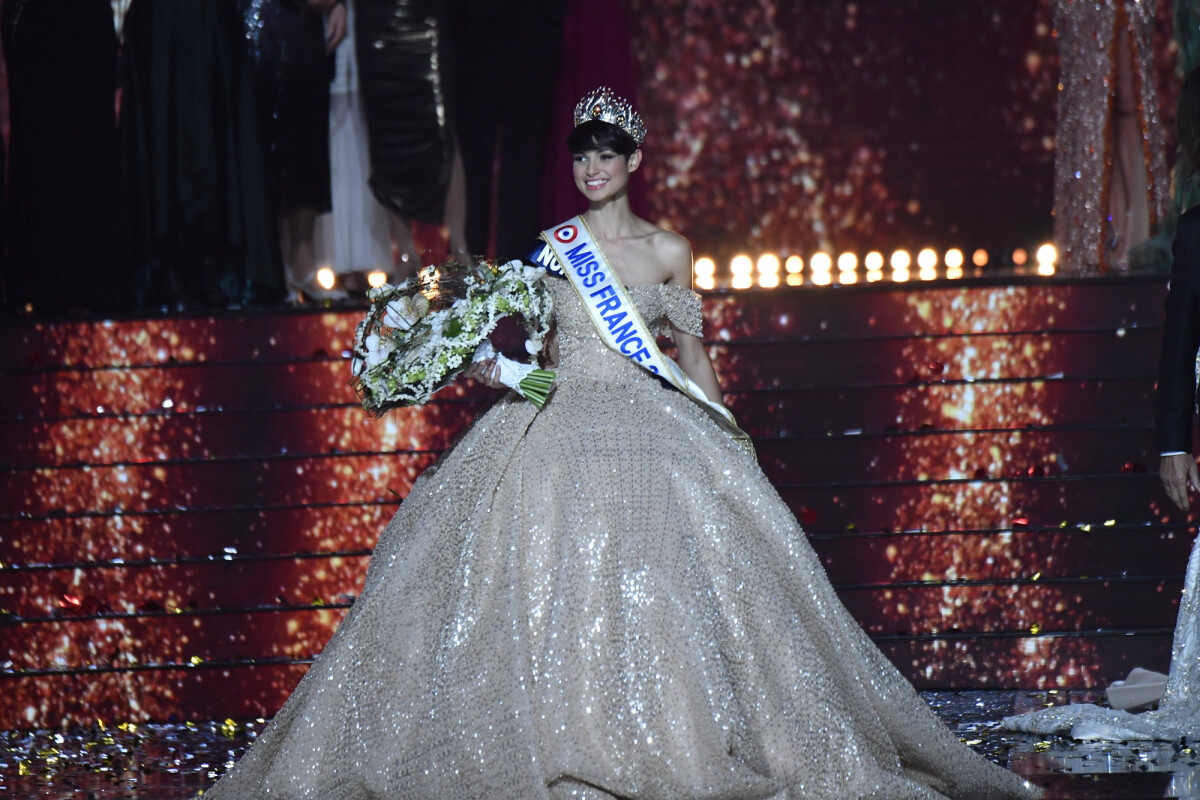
[120,0,284,307]
[355,0,455,222]
[1,0,129,315]
[239,0,332,214]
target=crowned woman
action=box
[197,88,1040,800]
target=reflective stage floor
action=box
[2,691,1198,799]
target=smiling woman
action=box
[197,87,1042,800]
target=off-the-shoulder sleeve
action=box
[661,284,704,338]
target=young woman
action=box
[198,88,1040,800]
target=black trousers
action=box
[454,2,562,260]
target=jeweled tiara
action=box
[573,86,647,146]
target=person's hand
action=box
[324,2,347,53]
[463,358,504,389]
[1160,453,1200,511]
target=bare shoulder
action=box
[644,227,692,283]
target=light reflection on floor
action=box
[4,691,1200,799]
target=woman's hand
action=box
[463,358,505,389]
[324,2,347,53]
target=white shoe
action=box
[1106,667,1168,710]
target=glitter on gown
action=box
[197,278,1040,799]
[1050,0,1169,273]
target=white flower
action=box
[525,338,542,355]
[365,333,393,367]
[351,356,365,376]
[383,299,417,330]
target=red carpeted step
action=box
[0,575,1180,668]
[777,472,1166,533]
[0,278,1166,371]
[727,379,1156,437]
[755,426,1155,485]
[0,453,437,516]
[811,524,1194,583]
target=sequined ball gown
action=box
[199,277,1040,799]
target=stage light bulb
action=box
[316,267,336,290]
[810,252,832,272]
[892,268,910,283]
[1012,248,1028,266]
[695,274,716,290]
[812,270,832,286]
[919,266,937,281]
[785,255,804,274]
[367,271,389,288]
[946,265,964,280]
[945,248,964,269]
[1036,243,1057,265]
[917,249,937,270]
[890,250,911,270]
[972,249,989,267]
[1037,262,1056,276]
[731,273,753,289]
[758,273,780,288]
[865,251,884,270]
[838,270,858,284]
[757,253,780,275]
[694,257,716,278]
[786,273,804,286]
[866,269,884,282]
[837,252,858,272]
[731,255,753,277]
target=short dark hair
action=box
[1180,67,1200,176]
[566,120,640,157]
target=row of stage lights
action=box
[693,245,1059,290]
[318,244,1059,293]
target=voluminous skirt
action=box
[200,281,1038,799]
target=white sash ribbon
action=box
[533,216,748,440]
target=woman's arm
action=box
[675,330,723,406]
[662,236,724,406]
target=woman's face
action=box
[572,147,641,202]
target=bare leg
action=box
[279,208,318,300]
[386,211,420,281]
[446,140,471,263]
[1108,23,1150,270]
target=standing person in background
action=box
[2,0,128,316]
[240,0,346,304]
[313,0,392,298]
[452,0,565,260]
[1052,0,1170,273]
[356,0,469,280]
[1000,68,1200,755]
[539,0,645,228]
[121,0,285,309]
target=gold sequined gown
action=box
[200,278,1039,800]
[1052,0,1169,273]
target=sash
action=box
[532,216,749,440]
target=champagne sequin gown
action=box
[199,278,1039,800]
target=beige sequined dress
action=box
[199,278,1040,799]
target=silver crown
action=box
[573,86,647,146]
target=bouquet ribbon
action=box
[535,216,750,441]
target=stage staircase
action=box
[0,273,1182,729]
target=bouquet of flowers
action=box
[350,259,555,415]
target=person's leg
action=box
[279,207,318,300]
[445,139,470,262]
[386,211,420,280]
[1107,23,1149,270]
[454,23,500,256]
[493,10,561,259]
